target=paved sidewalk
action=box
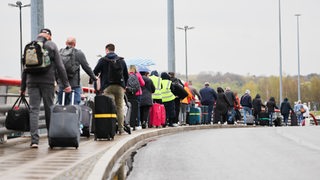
[0,124,248,180]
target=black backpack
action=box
[60,47,79,78]
[126,73,140,94]
[107,57,124,84]
[23,39,51,73]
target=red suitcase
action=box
[149,103,166,127]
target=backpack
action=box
[240,94,248,106]
[59,47,78,78]
[126,73,140,94]
[107,57,124,84]
[23,40,51,73]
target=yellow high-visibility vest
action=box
[150,75,162,100]
[161,79,175,102]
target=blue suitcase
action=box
[189,106,201,125]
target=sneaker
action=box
[135,126,142,130]
[223,122,228,125]
[234,121,238,125]
[30,144,38,148]
[172,123,178,127]
[141,122,147,129]
[218,121,221,125]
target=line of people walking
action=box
[20,28,313,148]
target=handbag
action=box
[5,94,30,131]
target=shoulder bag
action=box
[5,94,30,131]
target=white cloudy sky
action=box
[1,0,319,79]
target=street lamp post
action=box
[177,25,194,83]
[278,0,283,104]
[295,14,301,101]
[8,1,31,76]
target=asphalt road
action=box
[127,126,320,180]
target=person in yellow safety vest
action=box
[149,70,162,104]
[160,72,176,127]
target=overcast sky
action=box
[1,0,319,79]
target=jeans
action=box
[228,108,236,122]
[28,84,55,144]
[269,112,274,126]
[297,114,304,125]
[243,106,252,124]
[202,103,213,124]
[58,87,81,105]
[283,113,289,125]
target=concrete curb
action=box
[87,124,248,180]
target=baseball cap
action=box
[40,28,52,36]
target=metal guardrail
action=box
[0,77,96,144]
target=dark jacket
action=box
[21,36,70,91]
[58,47,96,88]
[215,87,232,114]
[266,97,278,113]
[93,52,129,90]
[225,90,236,108]
[140,75,155,107]
[280,98,293,115]
[240,93,252,108]
[199,86,217,105]
[252,94,265,114]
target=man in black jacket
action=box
[225,87,238,124]
[199,82,217,124]
[240,89,252,125]
[280,98,293,126]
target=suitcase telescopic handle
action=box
[87,84,95,101]
[62,90,75,106]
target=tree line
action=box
[182,72,320,109]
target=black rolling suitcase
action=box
[49,91,81,149]
[80,105,92,138]
[80,85,94,137]
[290,113,298,126]
[94,95,117,140]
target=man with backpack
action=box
[57,37,97,105]
[93,43,129,134]
[20,28,71,148]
